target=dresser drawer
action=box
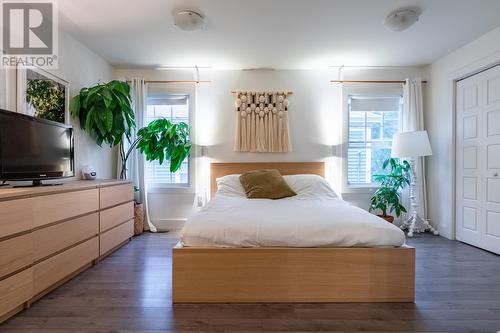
[34,213,99,262]
[100,184,133,209]
[0,268,32,318]
[100,202,134,233]
[33,189,99,228]
[0,198,32,239]
[100,220,133,256]
[33,237,98,295]
[0,233,33,279]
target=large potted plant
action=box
[69,81,191,179]
[369,158,411,223]
[69,80,135,147]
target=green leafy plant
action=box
[119,119,191,179]
[70,81,191,180]
[137,119,191,172]
[26,79,65,123]
[69,80,135,147]
[369,158,411,218]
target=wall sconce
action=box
[198,145,210,207]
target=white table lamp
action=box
[391,131,438,237]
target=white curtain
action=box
[401,78,427,221]
[121,78,157,232]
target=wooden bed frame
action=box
[172,162,415,303]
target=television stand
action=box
[0,179,134,323]
[14,180,63,188]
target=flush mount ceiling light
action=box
[174,10,205,31]
[383,8,420,32]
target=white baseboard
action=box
[152,219,186,231]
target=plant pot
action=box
[134,203,144,235]
[377,215,394,223]
[134,191,141,204]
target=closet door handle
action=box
[494,173,499,177]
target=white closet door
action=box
[456,65,500,254]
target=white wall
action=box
[425,26,500,239]
[116,67,425,229]
[0,31,116,181]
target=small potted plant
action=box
[369,158,411,223]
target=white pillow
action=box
[216,174,245,197]
[216,173,340,199]
[283,174,340,199]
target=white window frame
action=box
[146,84,196,193]
[341,84,403,194]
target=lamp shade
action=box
[391,130,432,158]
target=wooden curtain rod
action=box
[125,80,211,83]
[330,80,428,84]
[231,91,293,95]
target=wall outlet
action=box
[197,195,204,207]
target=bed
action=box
[173,162,415,303]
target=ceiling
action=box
[59,0,500,69]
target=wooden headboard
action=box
[210,162,325,197]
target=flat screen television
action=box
[0,109,74,186]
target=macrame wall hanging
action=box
[233,90,292,152]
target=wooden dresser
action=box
[0,180,134,322]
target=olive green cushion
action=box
[239,169,297,199]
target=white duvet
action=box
[180,175,406,248]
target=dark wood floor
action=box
[1,232,500,333]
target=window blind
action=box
[146,96,188,106]
[350,97,401,112]
[347,95,402,186]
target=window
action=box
[346,96,402,186]
[145,94,190,186]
